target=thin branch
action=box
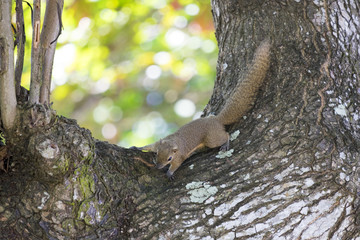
[39,0,64,104]
[50,1,63,45]
[11,24,17,37]
[0,0,17,129]
[29,0,42,104]
[11,23,17,47]
[15,0,26,98]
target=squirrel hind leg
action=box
[204,129,229,149]
[219,137,230,152]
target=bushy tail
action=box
[216,40,271,125]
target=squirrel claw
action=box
[220,141,229,152]
[166,171,175,181]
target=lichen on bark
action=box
[0,104,145,239]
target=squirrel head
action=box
[154,139,179,169]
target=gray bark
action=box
[0,0,359,240]
[0,0,17,129]
[29,0,42,104]
[39,0,64,104]
[29,0,64,104]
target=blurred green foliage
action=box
[18,0,217,147]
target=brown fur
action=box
[136,40,271,179]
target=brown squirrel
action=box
[132,40,271,179]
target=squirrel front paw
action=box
[166,171,175,181]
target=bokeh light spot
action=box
[145,65,162,79]
[165,28,187,48]
[147,92,163,106]
[154,52,171,65]
[174,99,196,118]
[102,123,117,139]
[185,4,200,16]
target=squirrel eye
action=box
[167,156,172,161]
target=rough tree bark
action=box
[0,0,359,240]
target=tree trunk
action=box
[1,0,360,239]
[0,0,17,129]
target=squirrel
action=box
[132,40,271,179]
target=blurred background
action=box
[18,0,218,147]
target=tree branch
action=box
[0,0,17,130]
[39,0,64,104]
[15,0,26,98]
[29,0,42,104]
